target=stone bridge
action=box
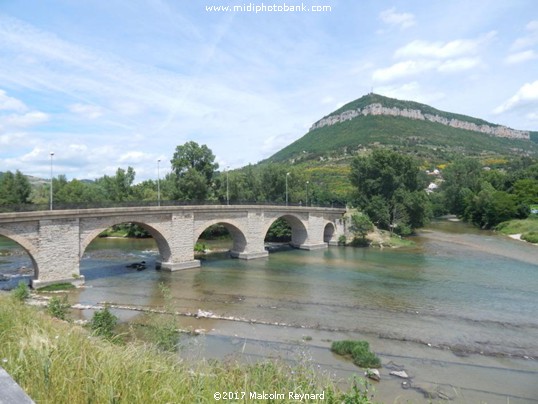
[0,205,346,288]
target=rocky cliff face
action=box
[310,103,530,140]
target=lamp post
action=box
[226,166,230,205]
[49,152,54,210]
[306,181,309,207]
[285,172,290,206]
[157,159,161,207]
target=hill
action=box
[266,93,538,166]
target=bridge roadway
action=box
[0,205,346,288]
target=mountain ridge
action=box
[266,93,538,165]
[311,93,530,140]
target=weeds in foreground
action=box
[142,283,180,352]
[89,305,118,340]
[0,295,377,403]
[11,281,29,301]
[46,295,70,320]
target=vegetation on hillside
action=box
[267,94,538,165]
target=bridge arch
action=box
[263,214,308,247]
[80,220,172,262]
[323,222,337,243]
[194,220,248,256]
[0,227,39,278]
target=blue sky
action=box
[0,0,537,181]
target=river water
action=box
[1,220,537,403]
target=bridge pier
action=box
[159,259,201,271]
[291,242,328,250]
[230,250,269,259]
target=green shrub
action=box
[145,283,179,352]
[339,377,375,404]
[11,281,30,301]
[331,340,359,355]
[89,306,118,340]
[331,340,381,368]
[521,231,538,243]
[338,235,347,245]
[47,295,70,320]
[351,237,370,247]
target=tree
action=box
[0,170,31,205]
[350,149,430,233]
[441,158,482,215]
[350,213,373,245]
[96,167,136,202]
[170,141,218,201]
[512,178,538,206]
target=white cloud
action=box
[395,32,496,59]
[0,89,27,111]
[372,57,480,82]
[69,103,104,119]
[437,57,481,72]
[0,132,25,146]
[511,20,538,50]
[376,82,445,104]
[493,80,538,114]
[0,111,49,130]
[118,151,149,163]
[373,60,439,82]
[379,8,416,29]
[505,50,538,64]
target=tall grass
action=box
[496,216,538,242]
[0,295,371,403]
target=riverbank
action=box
[0,294,369,403]
[496,216,538,244]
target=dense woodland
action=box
[1,141,537,237]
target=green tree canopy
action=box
[170,141,219,201]
[350,149,430,234]
[0,170,31,205]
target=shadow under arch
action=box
[263,214,308,247]
[323,222,336,243]
[80,221,172,263]
[0,228,39,280]
[194,220,247,258]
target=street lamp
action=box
[306,181,309,207]
[49,152,54,210]
[285,172,290,206]
[157,159,161,207]
[226,166,230,205]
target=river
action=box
[1,220,537,403]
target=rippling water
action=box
[1,220,537,403]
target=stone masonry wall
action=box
[37,218,80,282]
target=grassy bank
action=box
[496,215,538,243]
[0,295,373,403]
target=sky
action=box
[0,0,537,182]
